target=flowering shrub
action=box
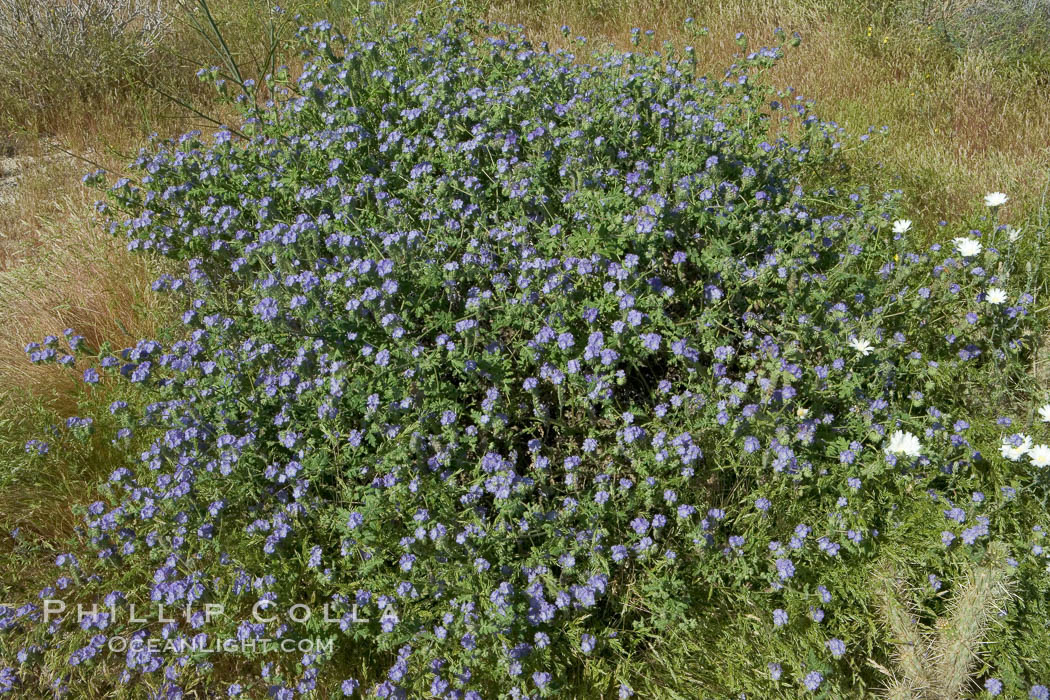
[3,8,1050,697]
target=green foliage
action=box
[1,5,1050,698]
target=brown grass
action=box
[0,152,165,412]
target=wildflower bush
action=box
[3,8,1050,697]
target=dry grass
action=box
[0,0,348,141]
[0,152,165,412]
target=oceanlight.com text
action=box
[106,636,334,655]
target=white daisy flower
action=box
[796,406,810,420]
[985,287,1008,305]
[953,237,983,257]
[1038,403,1050,423]
[1000,434,1033,462]
[849,337,874,357]
[984,192,1008,208]
[1029,444,1050,468]
[886,430,922,458]
[892,219,912,234]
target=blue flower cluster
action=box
[2,9,1049,698]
